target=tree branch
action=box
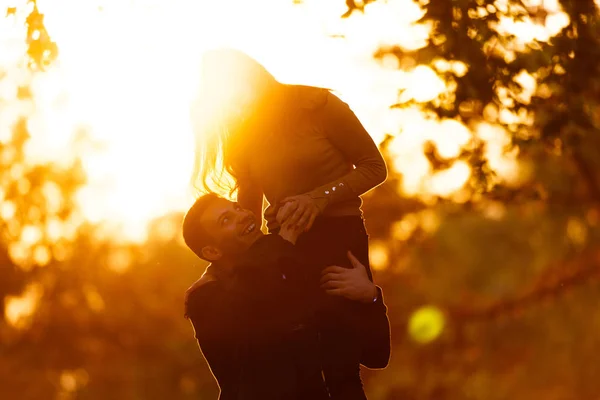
[450,247,600,322]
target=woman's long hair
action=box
[190,48,279,198]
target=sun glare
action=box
[4,0,433,241]
[496,0,570,43]
[0,0,564,242]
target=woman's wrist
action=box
[278,226,299,245]
[304,193,329,214]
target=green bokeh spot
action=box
[408,305,445,344]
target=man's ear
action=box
[201,245,223,262]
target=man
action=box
[183,194,389,399]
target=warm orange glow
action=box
[58,369,89,393]
[5,283,43,329]
[0,201,16,220]
[369,241,390,271]
[419,209,441,234]
[107,248,133,273]
[428,161,471,196]
[475,123,521,185]
[496,0,570,43]
[0,0,567,242]
[566,217,588,247]
[401,66,446,103]
[84,285,106,312]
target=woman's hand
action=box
[320,251,377,304]
[278,220,303,245]
[276,194,325,232]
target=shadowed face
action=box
[198,198,262,262]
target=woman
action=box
[191,48,390,400]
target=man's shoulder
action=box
[187,273,218,292]
[184,273,220,317]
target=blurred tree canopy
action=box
[346,0,600,398]
[2,1,600,400]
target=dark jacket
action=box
[184,235,328,400]
[185,234,391,399]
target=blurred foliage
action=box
[2,1,600,400]
[354,0,600,398]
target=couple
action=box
[183,48,391,399]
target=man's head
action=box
[182,193,263,264]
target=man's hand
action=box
[276,194,325,232]
[320,251,377,303]
[278,220,303,245]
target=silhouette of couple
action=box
[182,48,391,400]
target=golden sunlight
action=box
[1,0,563,241]
[369,241,390,271]
[3,0,433,241]
[391,214,418,241]
[428,161,471,196]
[496,0,570,43]
[476,123,521,185]
[5,283,43,329]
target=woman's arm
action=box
[305,91,388,208]
[277,91,388,230]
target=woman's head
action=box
[191,48,279,196]
[201,48,277,114]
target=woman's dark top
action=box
[235,85,387,232]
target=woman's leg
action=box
[296,216,371,400]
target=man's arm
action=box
[320,252,391,369]
[236,226,313,327]
[243,221,308,281]
[240,220,303,275]
[245,232,391,369]
[354,286,391,369]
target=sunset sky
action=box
[0,0,568,242]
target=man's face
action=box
[199,198,262,262]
